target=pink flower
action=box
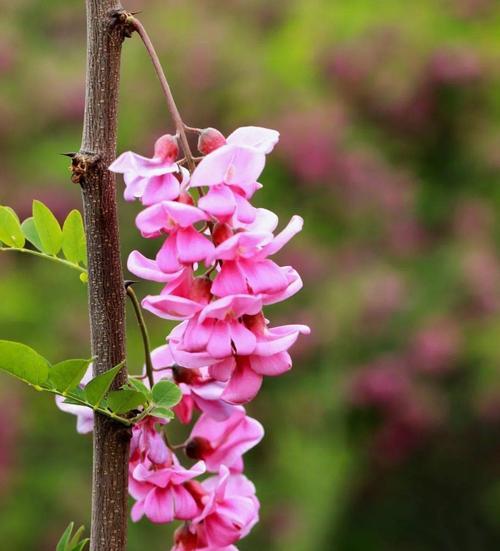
[142,269,212,321]
[209,318,311,404]
[109,134,182,204]
[192,466,259,548]
[151,345,236,424]
[190,127,279,223]
[129,454,205,524]
[135,201,214,273]
[127,250,183,283]
[130,416,170,465]
[179,295,263,360]
[186,409,264,473]
[210,215,303,297]
[55,366,94,434]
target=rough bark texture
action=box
[79,2,130,550]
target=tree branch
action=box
[79,2,130,550]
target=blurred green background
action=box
[2,0,500,549]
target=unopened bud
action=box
[172,366,202,385]
[212,223,233,246]
[198,127,226,155]
[154,134,179,162]
[185,436,213,460]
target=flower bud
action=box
[172,366,202,385]
[154,134,179,162]
[185,436,213,460]
[212,222,233,246]
[197,127,226,155]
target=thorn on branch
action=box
[109,9,137,39]
[69,152,100,185]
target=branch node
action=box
[109,9,136,39]
[70,152,100,185]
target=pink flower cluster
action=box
[61,126,308,550]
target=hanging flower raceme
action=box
[70,124,310,549]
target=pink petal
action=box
[207,321,232,359]
[144,488,175,523]
[172,485,200,520]
[198,184,236,219]
[239,259,289,294]
[229,320,257,356]
[130,500,145,522]
[176,226,215,265]
[136,203,168,238]
[211,262,248,297]
[190,145,265,190]
[226,126,280,154]
[156,234,182,273]
[142,294,202,320]
[209,357,236,382]
[250,351,292,376]
[127,250,180,282]
[241,208,279,233]
[200,295,262,322]
[182,318,214,352]
[142,173,181,205]
[260,215,303,257]
[123,174,147,201]
[222,360,263,404]
[261,267,303,305]
[163,201,208,228]
[233,192,257,223]
[110,151,177,177]
[253,325,309,356]
[151,344,174,369]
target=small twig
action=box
[125,282,155,388]
[128,16,196,173]
[184,125,203,133]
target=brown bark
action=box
[78,2,130,550]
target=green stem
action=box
[0,247,87,274]
[44,387,132,427]
[126,284,155,388]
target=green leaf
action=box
[56,522,74,551]
[0,340,49,387]
[62,210,87,265]
[107,389,147,414]
[0,206,25,248]
[151,380,182,408]
[49,358,91,394]
[84,362,125,407]
[21,217,43,251]
[127,377,151,397]
[56,522,88,551]
[150,406,175,420]
[33,200,62,255]
[68,525,86,549]
[62,387,86,406]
